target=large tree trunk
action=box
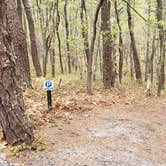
[17,0,22,25]
[101,0,114,88]
[22,0,42,77]
[6,0,31,87]
[0,26,34,145]
[127,0,142,82]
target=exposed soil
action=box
[0,87,166,166]
[5,97,166,165]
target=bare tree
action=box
[64,0,71,74]
[115,0,124,83]
[56,0,64,74]
[127,0,142,82]
[22,0,42,76]
[81,0,105,94]
[145,0,151,81]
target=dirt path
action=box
[7,97,166,166]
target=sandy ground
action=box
[4,95,166,166]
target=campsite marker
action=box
[44,80,54,109]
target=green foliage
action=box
[10,143,28,155]
[37,144,46,151]
[9,135,47,156]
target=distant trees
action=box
[3,0,164,96]
[36,0,56,77]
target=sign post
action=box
[44,80,54,110]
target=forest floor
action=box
[0,78,166,166]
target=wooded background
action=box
[18,0,165,95]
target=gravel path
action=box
[6,98,166,166]
[0,160,17,166]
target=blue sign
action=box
[44,80,54,90]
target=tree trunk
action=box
[115,0,124,84]
[6,0,31,87]
[80,0,104,94]
[50,49,55,77]
[80,0,91,92]
[64,0,71,74]
[17,0,22,25]
[93,34,101,81]
[145,0,151,81]
[129,45,134,80]
[0,24,34,146]
[56,0,64,74]
[127,0,142,82]
[86,0,105,94]
[43,38,50,77]
[156,0,165,96]
[149,31,156,82]
[22,0,42,77]
[101,0,114,88]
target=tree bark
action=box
[149,31,156,82]
[22,0,42,77]
[127,0,142,82]
[115,0,124,84]
[129,45,134,80]
[0,22,34,146]
[50,49,55,77]
[87,0,105,94]
[80,0,104,94]
[101,0,114,88]
[56,0,64,74]
[156,0,165,96]
[6,0,31,87]
[17,0,22,25]
[145,0,151,81]
[93,34,101,81]
[64,0,71,74]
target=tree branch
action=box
[122,0,147,22]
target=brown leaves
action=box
[54,98,82,112]
[23,85,137,128]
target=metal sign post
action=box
[44,80,54,110]
[47,90,52,109]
